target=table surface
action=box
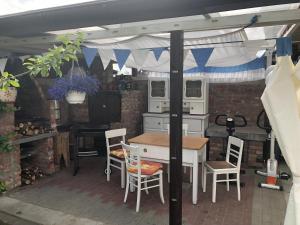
[128,133,208,150]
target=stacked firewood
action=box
[21,167,44,185]
[15,122,45,136]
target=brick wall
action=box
[0,103,21,190]
[111,90,147,138]
[209,80,265,125]
[208,80,265,165]
[29,138,55,174]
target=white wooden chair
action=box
[203,136,244,203]
[166,124,191,183]
[121,141,165,212]
[105,128,127,188]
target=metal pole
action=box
[169,30,183,225]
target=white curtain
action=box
[261,56,300,225]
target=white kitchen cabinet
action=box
[148,78,169,113]
[148,77,208,115]
[183,77,209,115]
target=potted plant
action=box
[0,181,7,194]
[0,72,19,102]
[48,75,100,104]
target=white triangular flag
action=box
[0,58,7,74]
[97,49,115,70]
[19,55,29,62]
[184,50,198,69]
[131,49,150,69]
[183,49,189,62]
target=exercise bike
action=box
[255,110,290,190]
[215,114,247,158]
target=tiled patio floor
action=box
[6,158,289,225]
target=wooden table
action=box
[128,132,208,204]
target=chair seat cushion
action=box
[110,149,125,159]
[128,161,163,175]
[205,161,236,170]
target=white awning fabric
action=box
[261,56,300,225]
[85,30,272,70]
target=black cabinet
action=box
[88,91,121,125]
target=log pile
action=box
[21,167,44,185]
[15,122,45,136]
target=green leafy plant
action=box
[0,133,15,153]
[0,181,6,193]
[0,72,20,91]
[0,33,84,91]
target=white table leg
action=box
[201,144,207,189]
[192,151,199,204]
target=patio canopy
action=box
[0,1,298,83]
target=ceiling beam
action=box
[0,0,298,37]
[0,8,299,49]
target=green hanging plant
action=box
[0,133,15,153]
[0,33,84,91]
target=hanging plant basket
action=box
[65,91,86,104]
[48,63,100,104]
[0,87,17,102]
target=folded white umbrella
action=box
[261,56,300,225]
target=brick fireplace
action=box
[0,75,58,190]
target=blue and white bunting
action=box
[152,47,166,61]
[19,55,29,62]
[113,49,131,70]
[82,47,98,68]
[191,48,214,68]
[0,58,7,74]
[131,49,150,69]
[97,49,115,70]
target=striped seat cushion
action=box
[110,149,125,159]
[128,160,162,175]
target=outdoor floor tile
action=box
[5,158,289,225]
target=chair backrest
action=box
[105,128,126,155]
[225,136,244,169]
[121,141,141,175]
[166,123,188,136]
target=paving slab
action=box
[0,197,104,225]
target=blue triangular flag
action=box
[276,37,292,57]
[113,49,131,70]
[191,48,214,68]
[82,47,98,68]
[152,47,166,61]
